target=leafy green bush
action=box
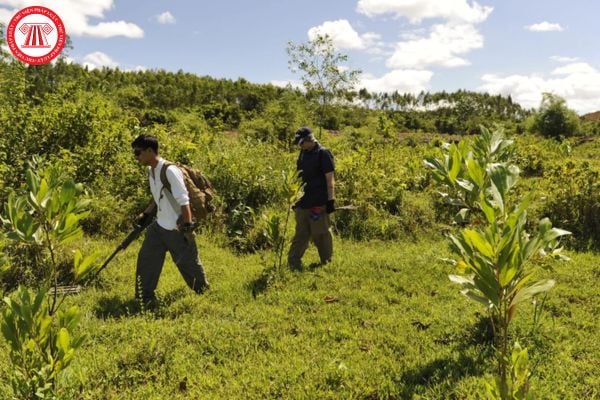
[537,161,600,250]
[513,141,547,177]
[531,93,580,139]
[426,127,570,398]
[0,159,92,288]
[0,159,96,398]
[1,287,85,399]
[239,95,308,143]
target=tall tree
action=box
[287,34,361,132]
[534,93,580,139]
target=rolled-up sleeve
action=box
[166,166,190,206]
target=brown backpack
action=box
[159,162,216,221]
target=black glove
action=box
[135,212,153,228]
[326,199,335,214]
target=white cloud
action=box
[387,23,483,69]
[0,0,144,38]
[308,19,381,51]
[526,22,564,32]
[552,62,596,75]
[356,0,493,24]
[478,63,600,114]
[156,11,176,25]
[83,21,143,38]
[551,56,579,63]
[359,69,433,94]
[82,51,119,69]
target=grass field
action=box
[1,233,597,399]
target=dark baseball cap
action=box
[293,127,314,144]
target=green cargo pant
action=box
[136,221,208,302]
[287,207,333,269]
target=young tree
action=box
[534,93,580,139]
[287,34,361,132]
[425,127,570,399]
[1,158,95,398]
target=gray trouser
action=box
[287,207,333,269]
[136,221,208,301]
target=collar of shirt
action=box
[303,141,321,154]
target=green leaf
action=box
[73,250,83,270]
[468,260,501,307]
[448,144,462,182]
[57,328,70,353]
[479,195,496,224]
[462,289,493,308]
[499,264,519,287]
[456,178,474,192]
[59,181,77,207]
[510,279,556,308]
[454,208,470,224]
[466,157,485,188]
[59,306,82,332]
[35,178,51,208]
[449,274,474,286]
[26,168,40,194]
[463,229,494,259]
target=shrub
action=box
[533,93,580,139]
[425,127,570,398]
[538,161,600,250]
[0,159,95,398]
[2,287,85,399]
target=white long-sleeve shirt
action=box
[148,158,189,230]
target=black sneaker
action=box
[195,281,210,294]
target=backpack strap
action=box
[160,161,174,193]
[159,162,181,215]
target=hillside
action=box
[582,110,600,121]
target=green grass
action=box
[1,234,599,399]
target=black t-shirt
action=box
[296,143,335,209]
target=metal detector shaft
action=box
[334,205,357,211]
[94,247,122,277]
[94,222,149,277]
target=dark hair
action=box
[131,134,159,153]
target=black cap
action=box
[293,127,313,144]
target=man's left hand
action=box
[326,199,335,214]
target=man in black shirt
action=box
[288,127,336,270]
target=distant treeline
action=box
[0,53,528,134]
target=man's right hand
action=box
[180,222,197,244]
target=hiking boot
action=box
[140,297,159,312]
[195,281,210,294]
[289,263,303,272]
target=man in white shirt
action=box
[131,134,209,305]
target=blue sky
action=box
[2,0,599,114]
